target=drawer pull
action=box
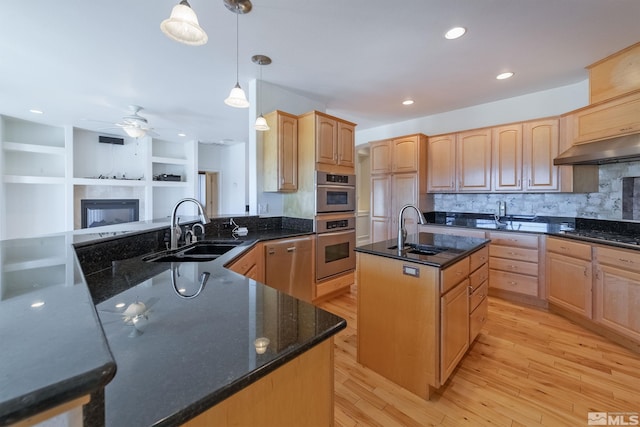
[509,281,517,285]
[560,246,569,251]
[619,258,634,264]
[508,265,517,270]
[620,127,633,132]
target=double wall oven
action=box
[315,171,357,281]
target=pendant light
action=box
[224,3,250,108]
[160,0,208,46]
[252,55,271,131]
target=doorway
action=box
[355,146,371,245]
[198,171,219,217]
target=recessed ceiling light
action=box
[402,99,414,106]
[115,302,126,309]
[496,72,515,80]
[445,27,466,40]
[31,301,45,308]
[29,109,44,114]
[178,132,186,137]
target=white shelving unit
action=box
[0,115,198,239]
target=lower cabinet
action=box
[546,237,592,318]
[440,277,470,382]
[226,243,264,283]
[488,231,541,298]
[468,246,489,342]
[595,246,640,343]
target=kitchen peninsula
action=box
[0,216,346,427]
[355,232,490,400]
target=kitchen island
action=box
[0,217,346,427]
[355,232,490,400]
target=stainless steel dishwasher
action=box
[264,236,313,302]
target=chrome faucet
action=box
[170,198,210,249]
[397,204,427,251]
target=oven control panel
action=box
[316,215,355,233]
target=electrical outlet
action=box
[258,203,268,214]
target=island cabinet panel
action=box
[183,339,334,427]
[440,278,470,383]
[468,246,489,343]
[546,237,593,318]
[357,253,439,399]
[594,246,640,343]
[488,231,541,299]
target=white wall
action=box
[198,142,247,215]
[248,79,326,216]
[352,80,589,145]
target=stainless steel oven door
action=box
[316,229,356,281]
[316,185,356,213]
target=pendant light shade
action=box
[252,54,271,131]
[160,0,208,46]
[254,115,269,131]
[225,83,250,108]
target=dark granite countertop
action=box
[355,232,490,268]
[0,219,346,427]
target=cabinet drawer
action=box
[469,280,488,312]
[227,245,260,276]
[547,237,592,260]
[488,232,539,249]
[469,263,489,290]
[441,257,470,294]
[489,257,538,277]
[469,246,489,272]
[596,246,640,273]
[490,245,539,263]
[469,297,488,342]
[489,270,538,296]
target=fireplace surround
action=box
[81,199,139,228]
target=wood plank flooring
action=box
[318,286,640,427]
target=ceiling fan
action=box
[112,105,156,138]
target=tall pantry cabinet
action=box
[369,134,429,244]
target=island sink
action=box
[143,240,244,263]
[387,242,446,256]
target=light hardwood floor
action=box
[318,286,640,427]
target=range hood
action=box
[554,133,640,165]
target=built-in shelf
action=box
[73,178,147,187]
[4,175,66,184]
[3,141,66,155]
[151,156,189,165]
[151,181,189,187]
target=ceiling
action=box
[2,0,640,145]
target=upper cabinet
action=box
[523,119,560,191]
[427,134,456,193]
[588,41,640,104]
[263,110,298,192]
[492,124,523,192]
[370,134,425,175]
[457,129,492,192]
[299,111,355,174]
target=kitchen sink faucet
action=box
[170,198,210,249]
[397,204,427,251]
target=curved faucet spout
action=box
[170,198,210,249]
[397,204,427,252]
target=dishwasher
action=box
[264,236,313,302]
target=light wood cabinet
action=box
[368,134,427,243]
[488,231,541,298]
[427,134,456,192]
[566,90,640,145]
[594,246,640,343]
[492,124,523,191]
[299,111,355,173]
[263,111,298,192]
[226,243,264,283]
[420,224,487,239]
[523,119,559,191]
[546,237,592,318]
[588,41,640,104]
[440,278,469,382]
[457,129,492,192]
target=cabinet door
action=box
[440,279,470,383]
[457,129,491,192]
[427,134,456,192]
[369,140,392,175]
[370,174,391,243]
[315,115,338,166]
[278,113,298,191]
[523,119,559,191]
[392,173,420,238]
[546,252,592,318]
[569,91,640,144]
[492,124,523,191]
[595,264,640,342]
[337,121,355,168]
[392,136,418,173]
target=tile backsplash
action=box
[433,161,640,220]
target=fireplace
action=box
[81,199,140,229]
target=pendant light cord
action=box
[235,12,239,83]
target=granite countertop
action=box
[355,232,490,268]
[0,221,346,427]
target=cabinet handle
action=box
[529,179,532,187]
[620,127,633,132]
[560,246,569,251]
[508,265,517,270]
[596,270,600,280]
[583,267,588,277]
[287,247,296,252]
[517,179,521,187]
[619,258,634,264]
[508,251,517,255]
[508,281,517,285]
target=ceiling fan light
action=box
[254,115,270,131]
[161,0,208,46]
[224,83,249,108]
[124,126,147,138]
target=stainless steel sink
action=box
[387,243,446,256]
[143,240,244,263]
